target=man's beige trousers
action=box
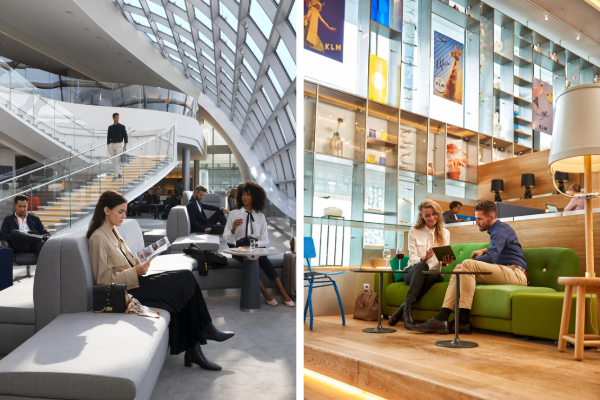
[442,259,528,310]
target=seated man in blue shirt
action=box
[410,200,528,334]
[0,195,50,255]
[187,185,229,234]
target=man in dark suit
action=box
[107,113,128,182]
[0,195,50,255]
[187,185,229,234]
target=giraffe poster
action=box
[432,31,464,105]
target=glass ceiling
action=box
[113,0,297,198]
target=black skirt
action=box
[128,270,212,355]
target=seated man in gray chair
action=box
[186,185,229,234]
[0,195,50,255]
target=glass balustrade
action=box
[0,126,176,235]
[0,59,99,151]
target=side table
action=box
[223,248,280,312]
[423,270,492,348]
[353,269,406,334]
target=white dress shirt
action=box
[16,214,30,233]
[223,209,269,247]
[406,225,450,271]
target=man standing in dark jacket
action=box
[107,113,128,181]
[0,195,50,255]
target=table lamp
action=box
[521,174,535,199]
[549,84,600,360]
[491,179,504,202]
[554,171,569,194]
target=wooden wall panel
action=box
[446,214,600,277]
[477,150,582,202]
[504,195,573,212]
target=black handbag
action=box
[206,252,227,268]
[93,283,128,313]
[183,243,208,276]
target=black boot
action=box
[407,317,449,334]
[403,302,415,329]
[184,345,222,370]
[202,322,234,342]
[388,303,405,326]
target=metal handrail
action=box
[0,125,175,202]
[0,129,136,186]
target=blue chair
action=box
[304,237,345,330]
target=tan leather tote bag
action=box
[353,290,378,321]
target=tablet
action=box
[432,246,457,262]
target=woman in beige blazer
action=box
[88,190,234,371]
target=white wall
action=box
[59,102,205,157]
[0,148,15,170]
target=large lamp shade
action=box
[554,172,569,182]
[549,84,600,173]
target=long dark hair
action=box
[86,190,128,239]
[236,182,267,212]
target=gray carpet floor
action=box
[150,296,296,400]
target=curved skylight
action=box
[114,0,297,197]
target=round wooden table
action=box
[353,269,407,334]
[223,248,280,312]
[423,270,492,348]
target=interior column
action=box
[182,148,191,192]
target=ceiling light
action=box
[577,32,581,40]
[545,12,548,20]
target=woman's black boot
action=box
[388,303,405,326]
[201,322,234,342]
[184,344,222,371]
[404,302,415,329]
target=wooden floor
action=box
[304,315,600,400]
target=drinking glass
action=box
[396,247,405,262]
[382,248,392,269]
[250,239,256,251]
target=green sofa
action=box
[375,244,587,337]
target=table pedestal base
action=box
[436,338,478,348]
[240,258,261,313]
[363,327,397,334]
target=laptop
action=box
[546,204,558,213]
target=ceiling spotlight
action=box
[240,50,244,54]
[545,12,548,20]
[577,32,581,40]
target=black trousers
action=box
[128,270,212,355]
[205,210,227,227]
[404,262,444,304]
[232,254,279,281]
[10,231,45,255]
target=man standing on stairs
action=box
[0,195,50,256]
[107,113,128,182]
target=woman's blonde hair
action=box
[227,188,238,200]
[414,199,445,246]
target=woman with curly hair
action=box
[388,199,453,329]
[223,182,294,307]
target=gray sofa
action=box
[0,219,197,400]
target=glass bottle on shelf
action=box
[329,118,344,157]
[595,75,599,83]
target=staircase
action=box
[0,126,177,235]
[0,59,102,153]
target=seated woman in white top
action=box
[388,199,453,329]
[563,183,585,211]
[223,182,294,307]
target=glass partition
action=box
[315,86,366,162]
